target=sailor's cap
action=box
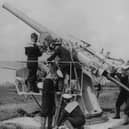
[62,94,72,99]
[25,43,34,47]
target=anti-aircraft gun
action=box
[2,2,129,123]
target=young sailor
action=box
[41,63,57,129]
[56,94,85,129]
[25,32,42,92]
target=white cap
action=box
[25,43,34,47]
[62,94,72,99]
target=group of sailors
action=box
[25,32,85,129]
[24,32,129,129]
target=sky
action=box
[0,0,129,61]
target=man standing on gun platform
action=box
[25,32,42,92]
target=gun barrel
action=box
[2,3,49,34]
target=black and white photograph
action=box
[0,0,129,129]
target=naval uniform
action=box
[47,46,82,91]
[25,43,42,92]
[57,101,85,129]
[41,78,56,117]
[41,77,56,129]
[47,46,72,76]
[114,73,129,118]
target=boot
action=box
[113,107,120,119]
[113,115,120,119]
[123,114,129,125]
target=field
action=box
[0,84,129,129]
[0,85,40,121]
[0,85,118,120]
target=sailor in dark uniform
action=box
[41,63,57,129]
[47,43,72,91]
[122,67,129,124]
[25,32,42,92]
[47,44,72,76]
[112,68,129,119]
[56,94,85,129]
[124,96,129,125]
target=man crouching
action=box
[55,94,85,129]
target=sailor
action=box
[41,63,57,129]
[112,67,129,119]
[55,94,85,129]
[47,42,72,91]
[25,32,42,92]
[122,66,129,124]
[47,42,72,75]
[124,96,129,125]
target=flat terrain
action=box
[0,86,117,120]
[0,85,129,129]
[0,86,40,121]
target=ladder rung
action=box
[17,91,42,96]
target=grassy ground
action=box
[0,85,119,120]
[0,86,129,129]
[0,85,129,129]
[0,86,40,121]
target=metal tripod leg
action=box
[31,94,42,110]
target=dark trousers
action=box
[41,79,55,117]
[27,66,39,92]
[41,79,55,129]
[124,97,129,116]
[41,116,53,129]
[67,117,85,129]
[115,91,128,117]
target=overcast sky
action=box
[0,0,129,61]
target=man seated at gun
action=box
[25,32,42,92]
[47,39,72,91]
[55,93,85,129]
